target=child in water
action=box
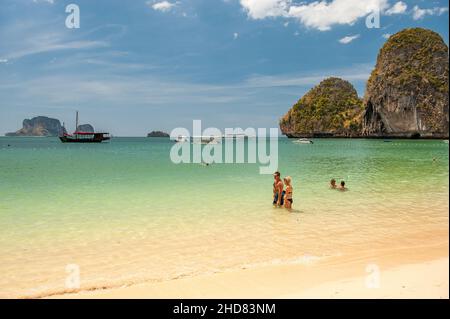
[284,176,293,209]
[339,181,347,191]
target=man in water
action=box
[273,171,284,207]
[330,179,337,189]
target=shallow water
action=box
[0,137,448,297]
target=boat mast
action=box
[75,111,79,136]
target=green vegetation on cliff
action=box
[372,28,447,92]
[280,77,363,137]
[364,28,449,136]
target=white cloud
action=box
[3,38,108,60]
[0,59,8,63]
[240,0,390,31]
[32,0,55,4]
[339,34,360,44]
[382,33,391,39]
[0,64,371,107]
[233,32,239,40]
[240,0,290,19]
[288,0,389,31]
[244,63,372,88]
[385,1,407,15]
[0,21,112,61]
[150,1,177,12]
[412,5,449,20]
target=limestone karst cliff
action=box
[6,116,66,137]
[363,28,449,138]
[280,77,363,137]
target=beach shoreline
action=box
[47,242,449,299]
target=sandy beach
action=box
[48,242,448,299]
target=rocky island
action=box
[76,124,95,133]
[280,28,449,139]
[6,116,66,137]
[280,77,363,137]
[147,131,170,137]
[363,28,449,138]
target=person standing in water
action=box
[284,176,293,209]
[273,171,284,207]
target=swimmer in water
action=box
[330,179,337,189]
[339,181,348,191]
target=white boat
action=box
[293,138,314,144]
[173,135,189,143]
[207,139,221,145]
[191,136,222,145]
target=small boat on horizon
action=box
[172,135,222,144]
[293,138,314,144]
[222,133,255,139]
[173,135,189,143]
[59,111,110,143]
[191,136,222,145]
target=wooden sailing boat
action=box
[59,111,110,143]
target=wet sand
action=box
[48,242,448,299]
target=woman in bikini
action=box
[284,176,293,209]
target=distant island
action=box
[5,116,96,137]
[280,28,449,139]
[76,124,95,133]
[147,131,170,138]
[6,116,66,137]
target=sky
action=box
[0,0,448,136]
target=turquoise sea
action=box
[0,137,448,297]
